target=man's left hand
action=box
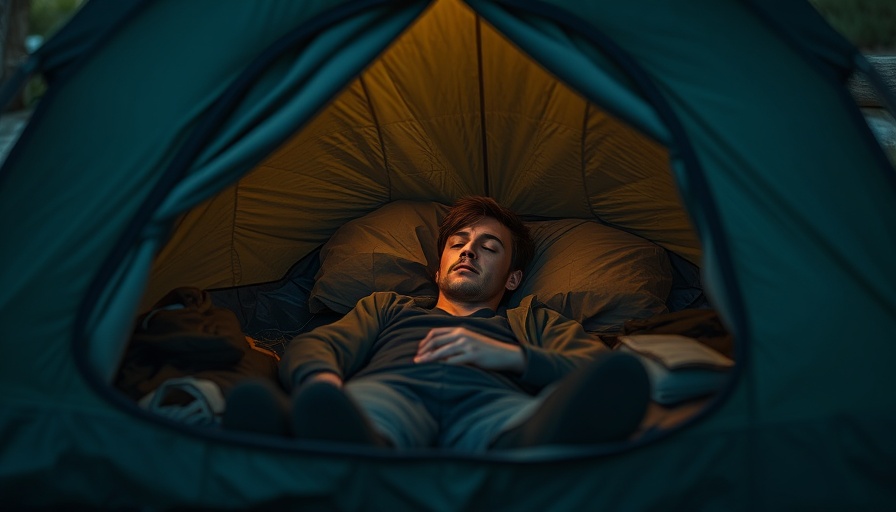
[414,327,525,373]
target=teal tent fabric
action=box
[1,0,895,509]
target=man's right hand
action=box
[304,371,344,388]
[414,327,525,373]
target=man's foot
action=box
[491,351,650,448]
[291,382,389,446]
[221,379,292,436]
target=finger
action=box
[416,328,454,356]
[416,330,437,356]
[419,345,455,363]
[414,338,470,362]
[416,338,463,363]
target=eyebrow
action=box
[449,230,506,248]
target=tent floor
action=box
[635,396,712,439]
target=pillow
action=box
[505,219,672,333]
[308,201,674,333]
[308,201,447,314]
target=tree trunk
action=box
[1,0,30,111]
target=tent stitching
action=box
[229,183,242,286]
[474,14,491,197]
[579,101,597,219]
[358,74,393,201]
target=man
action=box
[225,196,650,450]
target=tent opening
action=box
[109,0,728,455]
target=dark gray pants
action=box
[345,364,551,452]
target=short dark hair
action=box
[437,196,534,273]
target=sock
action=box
[491,351,650,448]
[291,382,389,446]
[221,379,292,436]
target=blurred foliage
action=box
[18,0,84,108]
[810,0,896,52]
[29,0,85,38]
[23,0,896,53]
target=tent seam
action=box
[580,102,596,217]
[359,74,392,201]
[475,14,490,197]
[230,182,241,286]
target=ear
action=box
[504,269,522,291]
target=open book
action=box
[617,334,734,405]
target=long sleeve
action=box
[508,295,609,390]
[279,292,396,391]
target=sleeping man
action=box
[224,196,651,451]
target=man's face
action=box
[435,216,521,306]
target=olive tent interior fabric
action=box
[143,0,697,308]
[1,0,895,510]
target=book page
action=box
[618,334,734,370]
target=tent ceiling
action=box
[146,0,699,304]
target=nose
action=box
[460,244,476,260]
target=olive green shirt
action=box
[280,291,607,392]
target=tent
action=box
[2,0,895,509]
